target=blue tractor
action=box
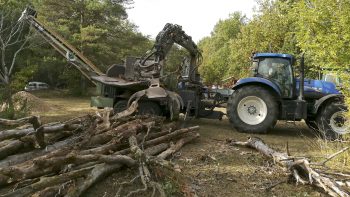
[227,53,348,140]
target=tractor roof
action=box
[253,53,294,60]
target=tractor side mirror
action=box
[251,60,258,74]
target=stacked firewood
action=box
[0,102,199,197]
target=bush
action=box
[0,87,31,119]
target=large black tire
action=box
[138,101,162,116]
[305,118,319,131]
[113,100,128,113]
[227,85,278,133]
[316,102,347,140]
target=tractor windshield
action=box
[256,57,293,97]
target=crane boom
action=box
[19,7,103,84]
[136,23,202,83]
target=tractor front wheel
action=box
[227,86,278,133]
[316,102,348,140]
[305,118,319,131]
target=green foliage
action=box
[162,46,188,90]
[0,85,30,119]
[59,68,89,96]
[5,0,151,96]
[199,0,350,98]
[34,0,150,70]
[11,64,38,92]
[199,12,246,84]
[162,180,180,196]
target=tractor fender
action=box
[232,77,282,98]
[312,94,344,114]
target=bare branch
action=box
[4,21,24,46]
[316,147,349,166]
[8,34,30,76]
[0,72,5,82]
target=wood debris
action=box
[0,104,199,197]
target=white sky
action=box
[127,0,257,42]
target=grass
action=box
[28,90,95,123]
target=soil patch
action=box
[11,91,58,113]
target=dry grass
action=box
[24,91,350,196]
[29,90,95,123]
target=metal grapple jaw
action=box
[127,87,183,120]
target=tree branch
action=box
[8,35,30,76]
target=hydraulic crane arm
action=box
[137,23,202,82]
[18,7,103,84]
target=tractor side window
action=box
[257,58,293,97]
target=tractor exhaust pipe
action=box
[298,53,305,101]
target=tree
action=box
[0,1,34,118]
[28,0,151,95]
[198,12,246,84]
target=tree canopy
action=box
[0,0,153,96]
[198,0,350,92]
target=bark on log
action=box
[0,128,33,141]
[114,126,199,156]
[227,137,350,197]
[65,155,136,197]
[144,143,169,156]
[79,138,123,155]
[83,119,145,147]
[111,100,138,120]
[1,167,93,197]
[143,126,199,148]
[0,124,81,141]
[0,111,200,197]
[158,133,199,160]
[0,136,82,168]
[0,140,26,160]
[0,116,38,126]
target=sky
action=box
[127,0,257,42]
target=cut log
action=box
[158,133,199,160]
[65,155,136,197]
[114,126,199,156]
[227,137,350,197]
[0,124,82,141]
[0,111,200,197]
[1,167,93,197]
[0,140,26,160]
[111,100,138,120]
[83,119,145,147]
[0,116,38,127]
[0,136,82,168]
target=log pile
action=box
[227,137,350,197]
[0,103,200,197]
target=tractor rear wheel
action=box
[227,86,278,133]
[316,102,348,140]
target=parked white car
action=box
[24,82,49,91]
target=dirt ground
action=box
[30,92,338,197]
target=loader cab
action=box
[251,53,295,99]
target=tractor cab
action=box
[229,52,347,140]
[251,53,295,99]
